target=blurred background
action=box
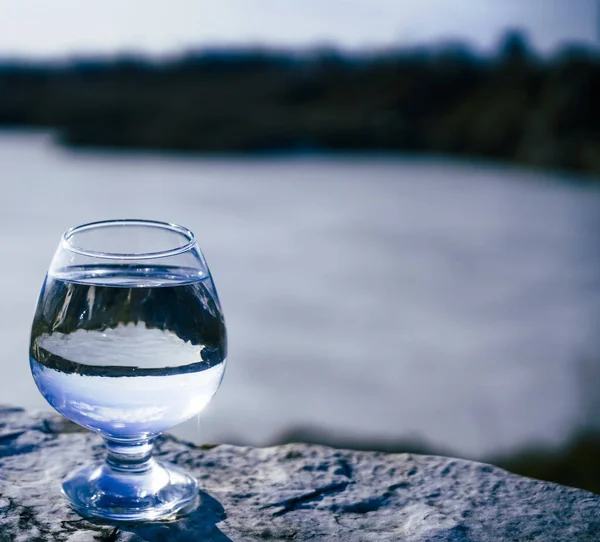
[1,0,600,492]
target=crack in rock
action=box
[261,481,352,517]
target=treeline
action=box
[0,32,598,176]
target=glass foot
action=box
[62,460,200,522]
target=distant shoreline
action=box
[1,127,596,187]
[1,35,598,179]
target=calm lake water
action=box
[1,131,600,459]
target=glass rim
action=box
[62,219,196,260]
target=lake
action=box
[1,131,600,460]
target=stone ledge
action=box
[0,405,598,541]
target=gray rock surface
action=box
[0,405,598,541]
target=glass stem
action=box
[104,437,156,474]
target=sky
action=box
[0,0,597,58]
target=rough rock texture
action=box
[0,406,599,541]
